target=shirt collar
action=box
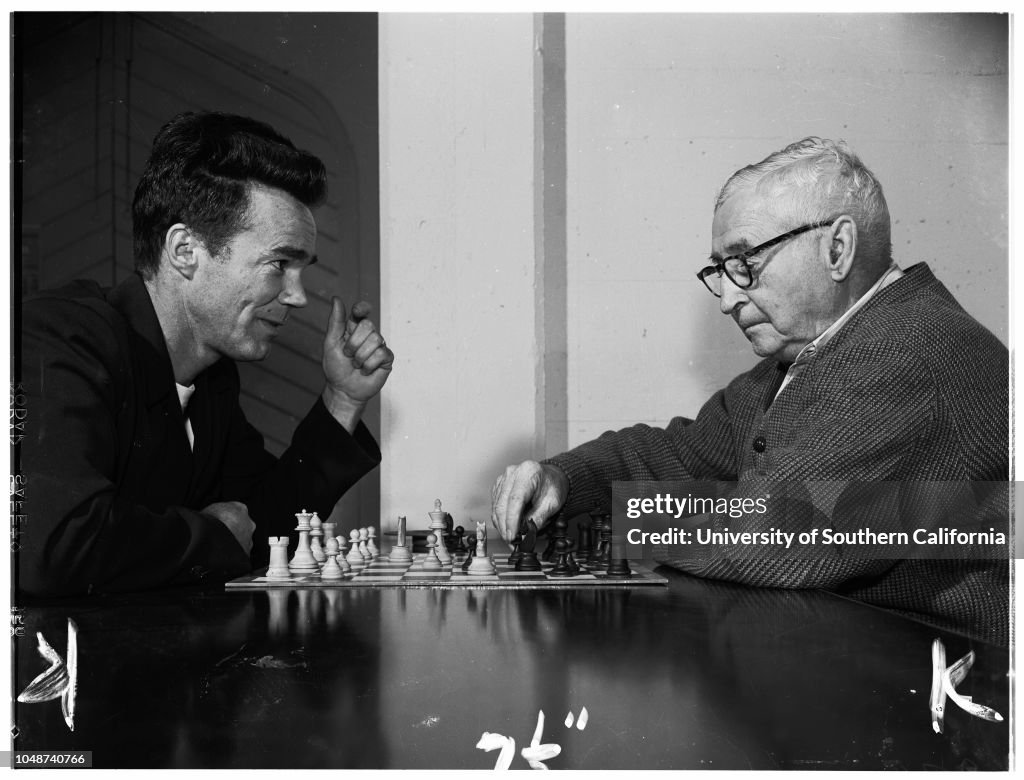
[791,263,904,365]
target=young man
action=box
[19,112,393,596]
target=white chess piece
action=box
[367,527,380,559]
[422,532,443,571]
[428,499,451,564]
[321,537,344,580]
[358,527,372,562]
[289,509,320,575]
[346,529,366,571]
[335,535,352,573]
[267,537,293,580]
[468,534,497,576]
[388,515,413,563]
[310,513,326,564]
[321,520,337,556]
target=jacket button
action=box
[752,436,767,453]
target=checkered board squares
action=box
[225,554,668,589]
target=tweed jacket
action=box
[18,274,381,597]
[547,264,1009,644]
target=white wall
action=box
[566,13,1008,446]
[379,14,537,532]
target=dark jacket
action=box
[548,264,1009,644]
[18,273,381,597]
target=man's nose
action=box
[279,270,308,308]
[719,274,747,315]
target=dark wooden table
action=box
[11,565,1009,770]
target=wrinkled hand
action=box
[203,501,255,555]
[490,461,569,543]
[322,298,394,431]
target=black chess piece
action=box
[566,547,581,576]
[576,517,593,562]
[462,534,477,571]
[454,525,468,554]
[549,516,575,577]
[515,518,542,572]
[606,558,632,578]
[444,513,456,550]
[541,528,558,562]
[508,527,523,566]
[587,511,604,566]
[596,515,613,567]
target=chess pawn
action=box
[266,537,293,580]
[358,527,372,562]
[461,534,477,571]
[468,535,497,576]
[309,513,326,564]
[549,516,575,578]
[289,509,320,575]
[321,537,344,580]
[454,526,468,554]
[422,532,443,571]
[346,529,366,571]
[335,535,352,573]
[367,527,380,559]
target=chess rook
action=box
[266,537,293,580]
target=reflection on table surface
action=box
[12,566,1009,770]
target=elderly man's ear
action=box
[826,216,857,281]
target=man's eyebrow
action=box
[272,246,318,265]
[710,237,753,261]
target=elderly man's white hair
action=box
[716,137,893,266]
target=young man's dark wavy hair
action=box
[132,111,328,278]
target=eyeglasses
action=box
[696,221,834,297]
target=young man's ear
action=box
[163,224,202,280]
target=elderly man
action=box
[19,111,393,597]
[492,137,1008,644]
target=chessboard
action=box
[225,553,668,590]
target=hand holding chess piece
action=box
[490,461,569,544]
